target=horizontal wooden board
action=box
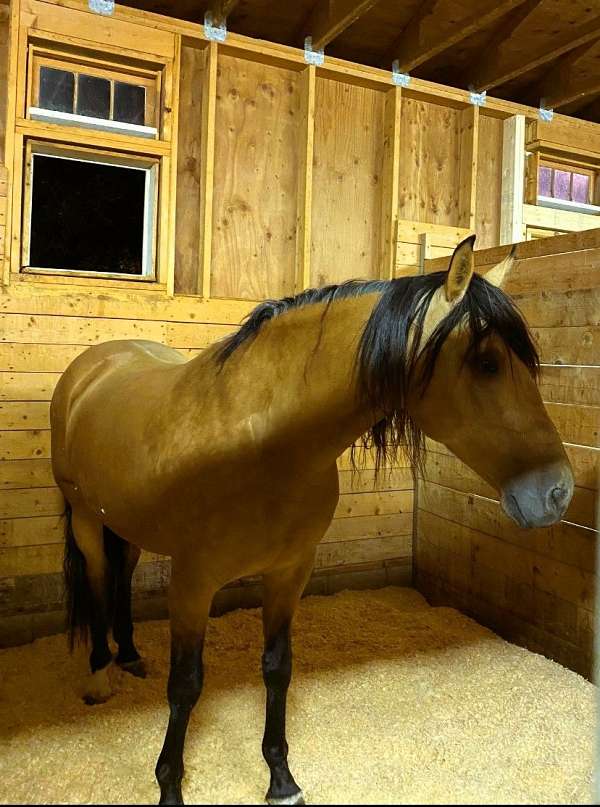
[0,458,56,490]
[421,450,597,529]
[323,511,412,543]
[0,487,63,520]
[0,372,61,401]
[515,288,600,328]
[0,402,50,431]
[0,430,51,461]
[539,365,600,407]
[334,490,412,519]
[315,534,411,570]
[0,515,64,550]
[418,481,596,578]
[533,326,600,367]
[545,402,600,448]
[0,285,254,324]
[338,466,412,493]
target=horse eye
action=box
[479,356,499,375]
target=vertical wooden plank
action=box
[500,114,525,245]
[525,150,540,205]
[380,85,401,280]
[418,232,431,274]
[458,104,479,231]
[174,38,205,295]
[2,0,22,287]
[165,34,181,297]
[200,40,218,300]
[474,114,503,249]
[295,64,315,292]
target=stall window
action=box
[23,143,158,279]
[538,161,596,205]
[28,48,160,138]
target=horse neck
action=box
[201,293,384,467]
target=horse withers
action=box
[50,235,573,804]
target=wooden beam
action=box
[473,14,600,91]
[458,106,479,231]
[380,86,402,280]
[386,0,533,73]
[295,65,316,292]
[297,0,379,51]
[199,41,218,299]
[499,115,525,245]
[528,39,600,110]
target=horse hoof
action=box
[82,667,112,705]
[118,658,147,678]
[267,791,305,805]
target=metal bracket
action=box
[204,10,227,42]
[88,0,114,15]
[469,89,486,107]
[391,60,410,87]
[304,36,324,66]
[539,106,554,122]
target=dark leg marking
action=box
[262,622,304,805]
[155,636,204,805]
[112,539,145,676]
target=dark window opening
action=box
[77,74,111,119]
[39,67,74,113]
[114,82,145,125]
[28,154,148,276]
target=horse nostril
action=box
[550,485,568,508]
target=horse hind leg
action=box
[105,529,146,678]
[64,504,113,704]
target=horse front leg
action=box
[261,553,315,806]
[155,564,213,805]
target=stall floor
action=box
[1,587,594,804]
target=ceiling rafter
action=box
[297,0,380,52]
[472,12,600,91]
[529,38,600,111]
[385,0,534,73]
[208,0,240,26]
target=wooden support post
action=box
[165,34,181,296]
[418,232,431,274]
[199,40,218,299]
[3,0,22,287]
[500,114,525,245]
[380,85,402,280]
[295,64,315,292]
[458,105,479,231]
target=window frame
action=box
[538,158,596,205]
[22,139,159,282]
[27,45,161,139]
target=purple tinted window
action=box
[553,170,571,200]
[538,166,552,197]
[572,173,590,204]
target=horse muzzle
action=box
[500,463,574,529]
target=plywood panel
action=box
[0,6,8,164]
[174,42,204,295]
[398,99,461,227]
[475,114,503,249]
[211,54,301,300]
[310,78,385,286]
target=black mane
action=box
[215,272,539,473]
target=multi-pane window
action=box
[538,162,594,205]
[29,49,159,137]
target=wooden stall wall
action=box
[416,229,600,677]
[2,0,600,646]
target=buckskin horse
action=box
[51,236,573,805]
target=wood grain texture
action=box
[474,114,503,249]
[174,41,204,295]
[310,77,384,286]
[398,99,461,227]
[211,54,301,300]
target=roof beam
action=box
[472,13,600,90]
[298,0,380,51]
[208,0,240,26]
[528,39,600,110]
[386,0,533,73]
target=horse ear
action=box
[444,234,476,303]
[485,245,516,288]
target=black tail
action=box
[63,502,125,651]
